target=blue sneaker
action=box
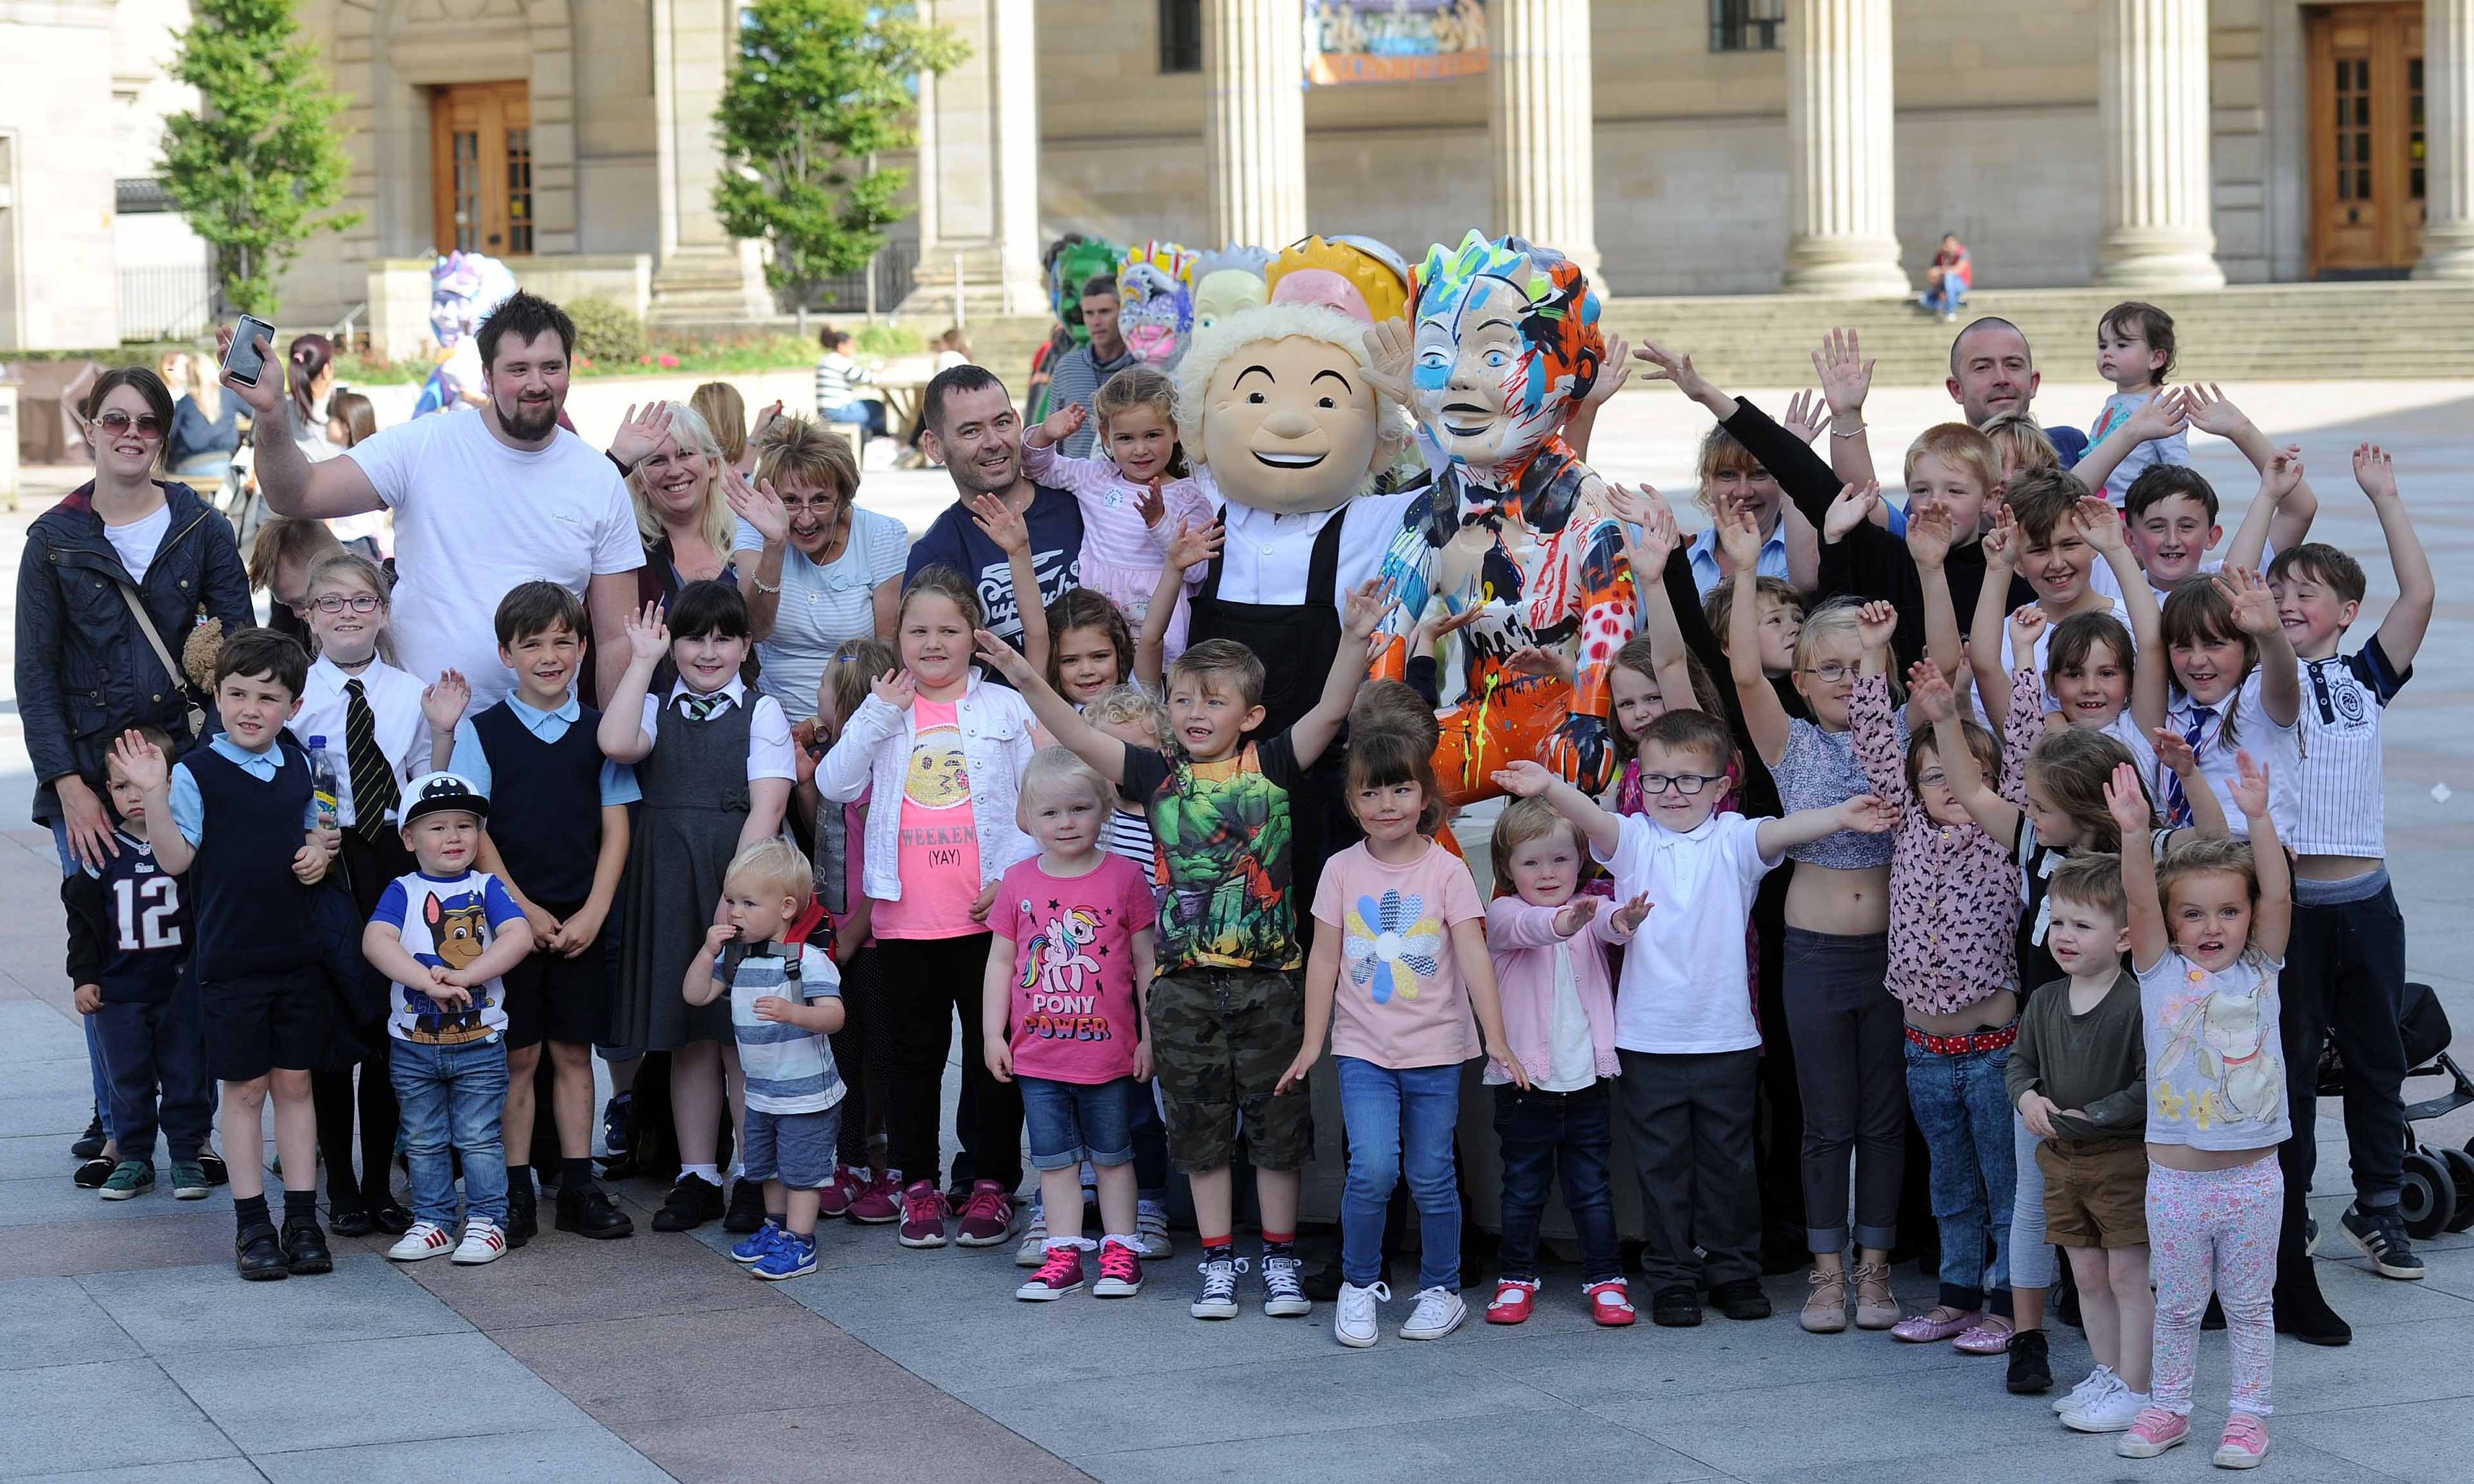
[730,1218,783,1264]
[601,1092,632,1157]
[751,1232,818,1281]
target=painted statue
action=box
[414,250,517,417]
[1265,234,1413,325]
[1370,232,1633,802]
[1192,246,1273,332]
[1027,233,1124,425]
[1117,240,1200,367]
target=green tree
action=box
[713,0,966,324]
[159,0,359,317]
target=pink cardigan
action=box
[1485,896,1630,1083]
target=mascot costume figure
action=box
[1191,245,1272,331]
[414,251,517,418]
[1026,234,1123,425]
[1117,240,1200,367]
[1371,231,1634,803]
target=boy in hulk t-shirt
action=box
[985,749,1158,1303]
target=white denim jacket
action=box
[816,673,1038,903]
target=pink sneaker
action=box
[816,1165,862,1221]
[2213,1413,2269,1469]
[1093,1237,1144,1297]
[896,1180,949,1248]
[2116,1406,2191,1458]
[1014,1244,1084,1301]
[848,1171,902,1225]
[954,1179,1015,1247]
[1891,1306,1979,1343]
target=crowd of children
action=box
[63,302,2438,1472]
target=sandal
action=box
[1892,1305,1980,1343]
[1851,1261,1902,1331]
[1953,1318,2014,1354]
[1801,1268,1849,1334]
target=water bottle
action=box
[307,735,341,833]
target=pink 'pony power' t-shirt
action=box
[996,853,1157,1083]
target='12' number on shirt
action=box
[111,874,182,952]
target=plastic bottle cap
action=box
[309,736,328,748]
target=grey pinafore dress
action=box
[610,694,754,1052]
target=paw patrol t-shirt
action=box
[996,853,1156,1084]
[372,869,526,1044]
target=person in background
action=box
[815,326,889,440]
[935,328,972,372]
[166,353,241,478]
[319,390,389,558]
[288,334,341,461]
[1922,234,1972,321]
[1946,318,2091,464]
[247,517,346,651]
[691,381,751,475]
[1043,276,1137,460]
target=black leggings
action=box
[315,829,409,1209]
[877,933,1022,1193]
[1781,928,1906,1255]
[829,945,891,1169]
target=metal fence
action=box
[803,240,918,315]
[119,263,216,342]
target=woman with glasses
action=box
[18,366,253,1181]
[731,415,906,724]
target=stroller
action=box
[2317,980,2474,1239]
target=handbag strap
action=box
[112,578,190,695]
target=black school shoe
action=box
[1651,1284,1703,1327]
[370,1201,415,1236]
[71,1110,107,1160]
[650,1174,725,1232]
[724,1178,769,1235]
[555,1186,635,1239]
[328,1201,378,1239]
[1709,1279,1772,1321]
[2275,1283,2352,1347]
[73,1157,114,1189]
[236,1223,289,1281]
[504,1180,539,1249]
[198,1152,229,1186]
[2006,1328,2053,1393]
[280,1219,334,1276]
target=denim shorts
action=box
[743,1104,842,1190]
[1019,1075,1136,1169]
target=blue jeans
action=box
[1492,1081,1620,1283]
[1904,1036,2018,1313]
[1019,1075,1136,1169]
[823,401,889,438]
[1921,277,1968,315]
[390,1036,511,1228]
[92,980,212,1165]
[1336,1057,1462,1290]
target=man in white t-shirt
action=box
[222,294,645,708]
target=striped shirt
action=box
[1104,807,1156,870]
[2281,638,2408,857]
[814,352,869,414]
[721,943,845,1114]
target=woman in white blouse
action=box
[732,416,906,723]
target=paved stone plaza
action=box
[3,378,2471,1483]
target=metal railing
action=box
[119,262,216,341]
[802,240,919,317]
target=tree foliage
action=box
[160,0,359,317]
[713,0,966,311]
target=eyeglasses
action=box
[307,594,381,615]
[1639,771,1724,796]
[780,496,848,515]
[1799,662,1858,684]
[92,410,166,440]
[1917,769,1948,789]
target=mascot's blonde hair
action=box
[1171,302,1412,467]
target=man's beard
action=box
[947,446,1019,497]
[496,390,561,441]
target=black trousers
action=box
[313,828,411,1209]
[829,945,891,1169]
[2277,879,2411,1298]
[1617,1047,1763,1291]
[878,933,1023,1194]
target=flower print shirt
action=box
[2139,947,2291,1152]
[1310,839,1488,1070]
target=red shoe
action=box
[816,1165,862,1221]
[848,1171,902,1225]
[1093,1237,1144,1297]
[954,1179,1015,1247]
[1585,1278,1636,1327]
[897,1180,949,1248]
[1486,1278,1539,1325]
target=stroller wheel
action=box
[2400,1149,2456,1241]
[2439,1147,2474,1233]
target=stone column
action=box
[2094,0,2225,289]
[651,0,771,317]
[1489,0,1599,280]
[1782,0,1909,295]
[2419,0,2474,278]
[1205,0,1308,249]
[909,0,1047,317]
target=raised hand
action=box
[1554,893,1603,937]
[1133,478,1168,528]
[971,630,1033,684]
[871,664,922,708]
[1362,317,1415,403]
[609,402,674,469]
[1621,484,1682,572]
[622,600,670,664]
[724,466,788,546]
[1504,645,1576,684]
[2103,761,2150,833]
[422,669,471,734]
[970,491,1029,554]
[2150,726,2200,777]
[1583,330,1634,408]
[2262,446,2306,506]
[1163,517,1225,572]
[2122,387,2190,445]
[1982,502,2019,571]
[1782,389,1831,445]
[2008,603,2049,656]
[1836,794,1897,834]
[213,323,283,415]
[2229,749,2272,820]
[2211,567,2280,639]
[1715,501,1765,565]
[1854,598,1899,655]
[1631,339,1713,403]
[1340,578,1393,642]
[1813,326,1875,420]
[1905,498,1954,570]
[109,730,170,795]
[1490,760,1554,798]
[1609,892,1653,935]
[1037,401,1088,447]
[1906,660,1957,723]
[2179,383,2253,440]
[2354,442,2398,503]
[2070,494,2128,552]
[1412,601,1488,657]
[1824,480,1881,543]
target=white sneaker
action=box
[1135,1198,1174,1259]
[2064,1383,2148,1434]
[2053,1364,2117,1415]
[387,1221,454,1261]
[1398,1285,1467,1341]
[1335,1280,1390,1348]
[451,1220,509,1266]
[1016,1202,1049,1268]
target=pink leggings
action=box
[2148,1156,2282,1417]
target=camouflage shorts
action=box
[1145,967,1313,1174]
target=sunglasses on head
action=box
[93,410,166,440]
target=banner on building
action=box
[1306,0,1488,86]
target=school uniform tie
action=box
[2161,704,2214,829]
[676,690,731,723]
[342,677,399,844]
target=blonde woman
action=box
[621,400,739,608]
[166,353,240,477]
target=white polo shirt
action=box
[1592,811,1783,1055]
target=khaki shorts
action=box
[2038,1137,2150,1248]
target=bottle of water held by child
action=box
[307,735,341,833]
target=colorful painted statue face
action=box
[1181,306,1397,517]
[1049,236,1123,346]
[1267,235,1411,324]
[1408,232,1602,475]
[1117,240,1199,364]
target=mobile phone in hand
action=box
[223,315,277,387]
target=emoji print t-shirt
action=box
[874,699,985,938]
[1311,839,1487,1069]
[2137,947,2291,1151]
[997,853,1157,1084]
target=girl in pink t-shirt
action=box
[983,749,1157,1302]
[1280,732,1526,1349]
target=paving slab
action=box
[157,1330,593,1455]
[0,1358,236,1479]
[78,1253,469,1358]
[0,1275,142,1371]
[13,1463,267,1484]
[252,1426,671,1484]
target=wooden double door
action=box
[430,81,535,258]
[2307,3,2426,276]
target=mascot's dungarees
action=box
[1370,233,1636,803]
